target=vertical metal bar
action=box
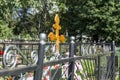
[94,58,97,79]
[119,67,120,80]
[97,55,100,80]
[2,43,5,80]
[68,36,75,80]
[2,43,5,68]
[34,33,46,80]
[32,44,33,51]
[80,42,82,56]
[111,41,115,80]
[102,41,105,53]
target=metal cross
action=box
[48,14,65,54]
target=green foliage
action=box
[0,0,120,42]
[60,0,120,42]
[0,0,54,39]
[0,20,13,39]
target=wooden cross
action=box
[48,14,65,54]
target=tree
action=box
[0,0,54,39]
[0,0,120,42]
[0,20,13,39]
[60,0,120,42]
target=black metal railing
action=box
[0,33,116,80]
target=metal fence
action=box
[0,33,117,80]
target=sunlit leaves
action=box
[0,20,13,39]
[61,0,120,42]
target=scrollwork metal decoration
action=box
[3,45,17,68]
[2,44,56,69]
[31,50,38,65]
[3,45,37,69]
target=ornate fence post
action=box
[111,41,115,80]
[34,33,46,80]
[68,36,75,80]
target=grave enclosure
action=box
[0,33,118,80]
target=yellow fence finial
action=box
[48,14,65,54]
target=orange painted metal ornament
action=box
[48,14,65,54]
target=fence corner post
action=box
[111,41,115,80]
[68,36,75,80]
[34,33,46,80]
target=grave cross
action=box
[48,14,65,54]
